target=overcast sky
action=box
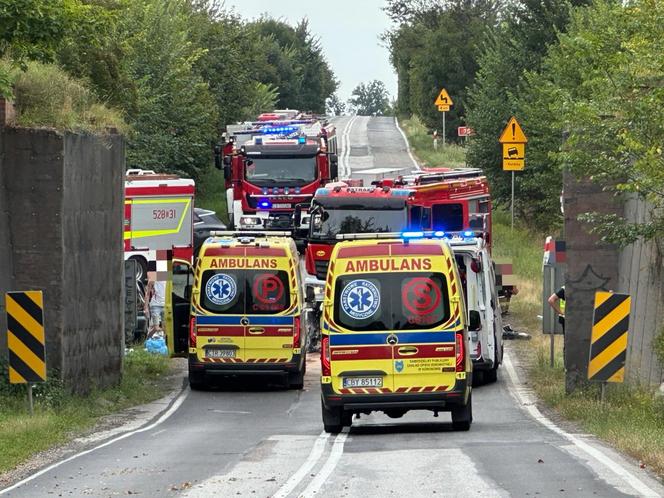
[224,0,397,103]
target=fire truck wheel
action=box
[129,255,148,283]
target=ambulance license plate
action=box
[273,203,290,208]
[206,349,235,359]
[343,377,383,388]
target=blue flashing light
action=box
[254,137,263,145]
[284,187,290,194]
[316,188,330,196]
[261,125,299,135]
[298,136,306,144]
[402,231,424,239]
[262,187,269,195]
[258,199,272,209]
[295,187,301,194]
[391,189,411,197]
[433,231,446,238]
[463,230,475,237]
[272,187,279,194]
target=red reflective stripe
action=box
[393,344,455,359]
[330,345,392,361]
[125,186,194,196]
[389,244,443,255]
[245,248,286,257]
[203,247,245,256]
[337,245,390,258]
[196,326,244,337]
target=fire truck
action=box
[216,112,338,232]
[124,169,196,279]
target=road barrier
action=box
[588,291,630,383]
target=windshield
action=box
[200,269,291,314]
[311,208,407,239]
[245,156,317,186]
[333,272,450,331]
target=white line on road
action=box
[0,387,190,496]
[299,432,348,497]
[394,116,421,171]
[503,352,661,497]
[272,432,330,498]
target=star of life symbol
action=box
[341,279,380,320]
[206,274,237,306]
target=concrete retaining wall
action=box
[0,128,124,393]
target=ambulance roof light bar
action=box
[335,230,481,241]
[209,230,292,238]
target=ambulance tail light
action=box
[456,333,465,372]
[189,317,197,347]
[293,316,301,348]
[321,336,331,376]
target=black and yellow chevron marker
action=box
[587,291,630,383]
[5,291,46,383]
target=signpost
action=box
[499,117,528,229]
[434,88,453,147]
[5,291,46,415]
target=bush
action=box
[5,60,127,134]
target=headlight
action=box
[240,216,262,226]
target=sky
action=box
[224,0,397,103]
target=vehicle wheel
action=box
[484,338,499,384]
[288,353,306,389]
[129,256,148,283]
[341,411,353,428]
[452,393,473,431]
[472,370,485,387]
[322,400,343,434]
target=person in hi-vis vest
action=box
[547,285,565,333]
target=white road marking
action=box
[150,429,167,438]
[0,387,190,496]
[211,410,251,415]
[299,432,348,497]
[272,432,330,498]
[340,115,358,177]
[503,352,662,497]
[394,116,421,171]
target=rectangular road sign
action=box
[5,291,46,383]
[437,104,450,112]
[502,143,525,170]
[588,291,630,383]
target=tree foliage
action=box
[348,80,391,115]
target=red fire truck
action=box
[124,169,196,279]
[216,112,338,232]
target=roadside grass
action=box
[400,120,664,479]
[0,350,173,474]
[197,166,228,224]
[398,115,466,169]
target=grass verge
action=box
[398,115,466,168]
[0,350,173,474]
[400,117,664,479]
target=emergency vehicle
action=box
[320,231,473,433]
[216,112,338,232]
[124,169,196,278]
[448,234,503,383]
[187,231,309,389]
[301,184,412,303]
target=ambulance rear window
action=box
[200,270,291,314]
[333,272,450,331]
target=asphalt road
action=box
[2,117,663,498]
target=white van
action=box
[448,236,503,383]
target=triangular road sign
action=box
[434,88,453,107]
[499,116,527,143]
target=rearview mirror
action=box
[305,286,316,304]
[293,205,303,227]
[329,154,338,180]
[214,145,222,170]
[184,284,192,301]
[469,310,481,331]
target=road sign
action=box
[434,88,453,112]
[5,291,46,383]
[502,143,525,171]
[499,116,528,144]
[588,291,630,383]
[458,126,475,137]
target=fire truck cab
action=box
[217,113,338,233]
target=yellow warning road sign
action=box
[434,88,453,111]
[502,143,525,171]
[5,291,46,383]
[499,117,528,144]
[587,291,630,383]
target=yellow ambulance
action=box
[320,231,473,432]
[188,232,308,389]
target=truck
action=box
[216,112,338,232]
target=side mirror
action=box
[223,165,231,181]
[305,286,316,304]
[329,154,338,180]
[470,258,482,273]
[293,205,303,227]
[214,146,222,170]
[469,310,481,331]
[184,284,192,301]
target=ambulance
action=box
[320,231,474,433]
[188,232,309,389]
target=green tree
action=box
[326,93,346,116]
[348,80,391,115]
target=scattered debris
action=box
[503,324,531,340]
